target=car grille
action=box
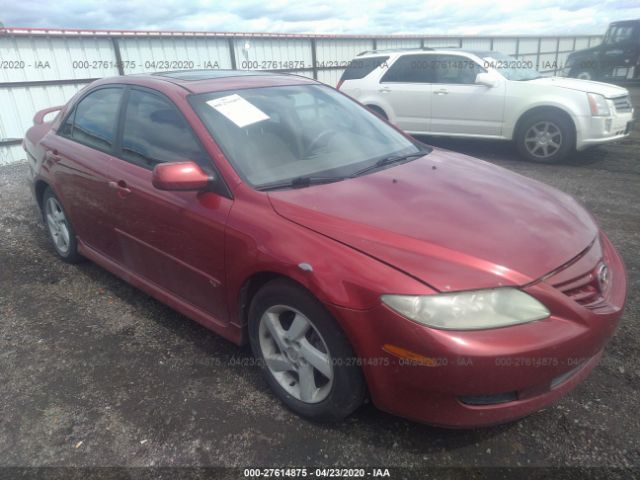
[542,238,613,312]
[551,267,606,309]
[612,95,633,113]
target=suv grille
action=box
[612,95,632,113]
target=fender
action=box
[505,99,582,142]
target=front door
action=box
[108,87,232,322]
[428,54,506,137]
[598,23,640,80]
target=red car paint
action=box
[25,72,626,427]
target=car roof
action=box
[92,69,320,95]
[355,47,485,59]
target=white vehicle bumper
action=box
[576,109,634,151]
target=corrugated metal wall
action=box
[0,28,603,165]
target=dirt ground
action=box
[0,88,639,478]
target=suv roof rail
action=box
[356,47,434,56]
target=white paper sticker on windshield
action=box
[206,94,269,128]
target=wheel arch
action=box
[34,179,51,213]
[512,105,577,147]
[364,104,388,119]
[237,269,340,327]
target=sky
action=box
[1,0,639,35]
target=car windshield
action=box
[483,52,544,81]
[190,84,425,189]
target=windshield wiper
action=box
[349,150,430,178]
[257,175,347,191]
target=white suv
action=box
[338,48,634,163]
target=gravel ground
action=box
[0,89,639,477]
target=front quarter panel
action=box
[503,81,589,141]
[224,184,433,328]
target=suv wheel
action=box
[43,187,82,263]
[248,279,365,421]
[515,113,574,164]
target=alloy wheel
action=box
[258,305,334,403]
[524,121,563,159]
[45,196,71,255]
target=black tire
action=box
[515,112,575,164]
[366,105,388,120]
[248,279,365,421]
[42,187,83,263]
[570,67,594,81]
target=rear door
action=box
[108,86,232,322]
[43,86,124,258]
[378,54,434,133]
[428,54,505,136]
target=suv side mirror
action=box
[475,72,498,88]
[152,161,212,191]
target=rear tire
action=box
[42,187,82,263]
[248,279,365,421]
[515,112,574,164]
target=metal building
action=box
[0,27,602,165]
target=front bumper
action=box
[331,233,626,428]
[576,108,634,151]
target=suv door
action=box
[378,54,435,133]
[45,86,124,259]
[109,87,233,323]
[598,23,639,80]
[428,54,505,136]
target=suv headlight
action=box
[381,288,550,330]
[587,93,611,116]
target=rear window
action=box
[339,56,389,82]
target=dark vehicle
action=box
[562,19,640,81]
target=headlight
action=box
[381,288,550,330]
[587,93,611,116]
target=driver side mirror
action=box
[475,72,498,88]
[152,161,213,191]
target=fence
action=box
[0,27,603,165]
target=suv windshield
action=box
[483,52,544,81]
[190,84,425,189]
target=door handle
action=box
[46,149,62,162]
[378,87,391,93]
[434,89,449,95]
[108,180,132,198]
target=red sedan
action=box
[24,70,626,427]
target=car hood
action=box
[530,77,628,98]
[567,45,600,59]
[268,149,597,292]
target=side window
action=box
[432,55,485,85]
[381,55,436,83]
[67,88,122,151]
[605,26,634,45]
[120,89,208,167]
[339,56,390,82]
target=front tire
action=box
[42,187,82,263]
[515,113,574,164]
[570,68,594,80]
[248,279,365,421]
